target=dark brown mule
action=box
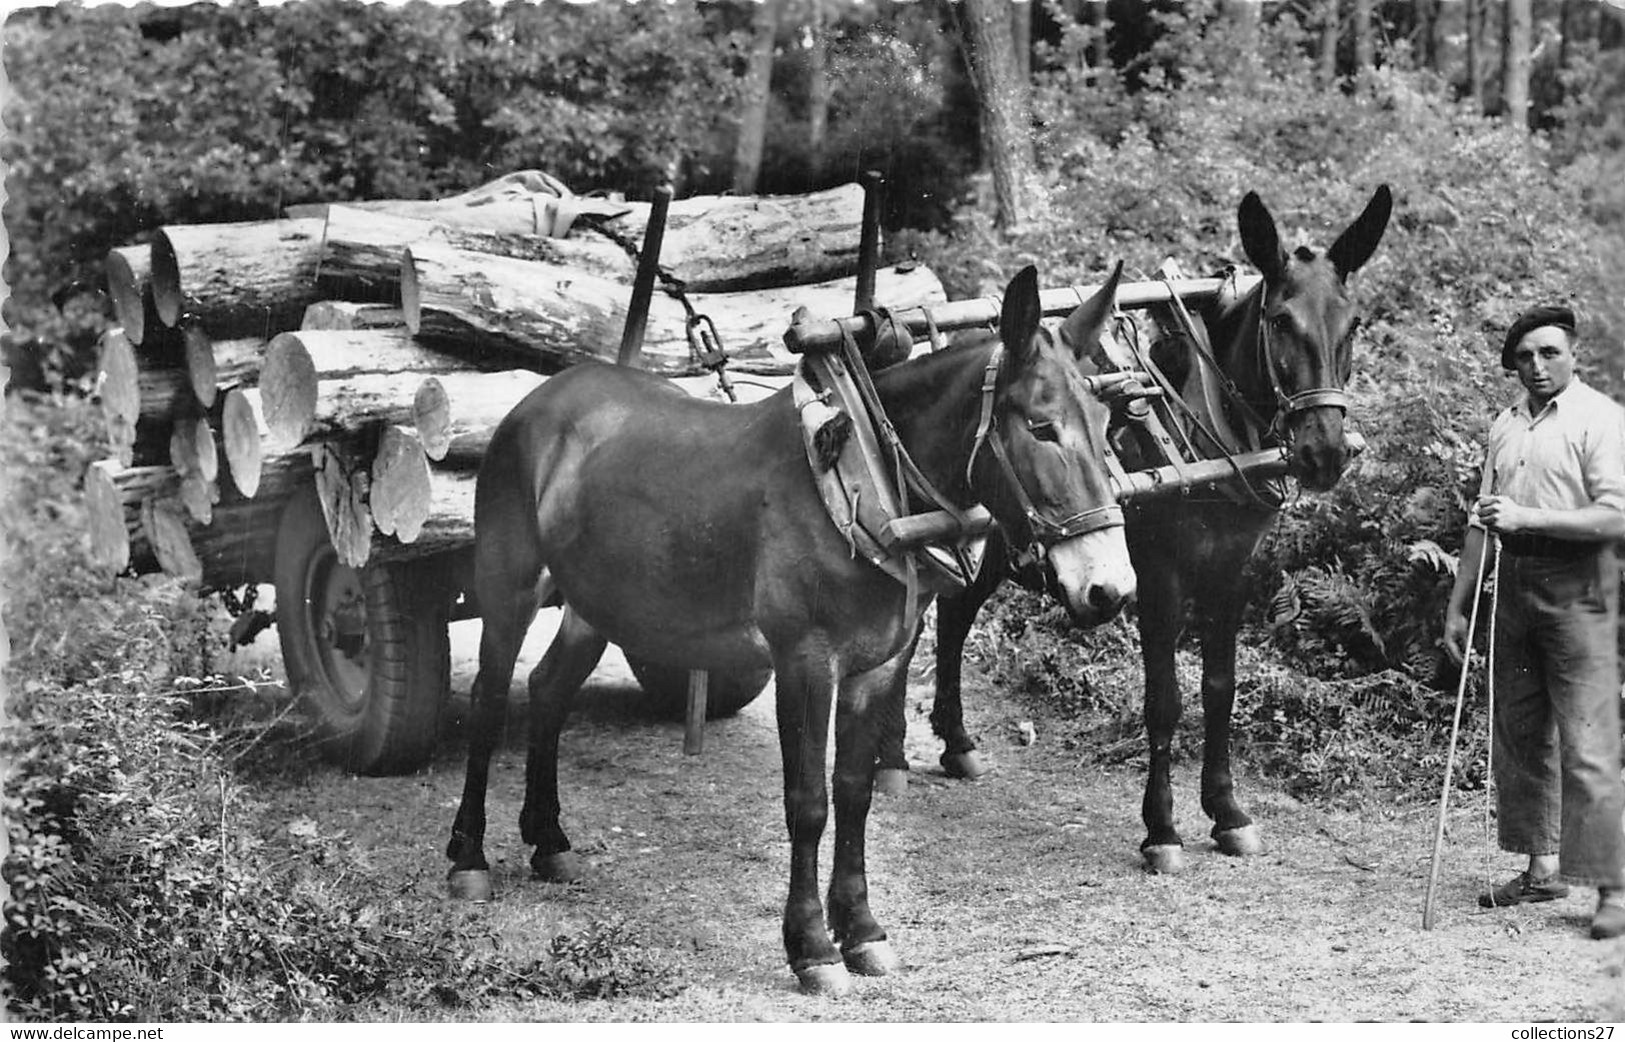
[445,265,1137,994]
[915,186,1392,873]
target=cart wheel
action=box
[273,484,450,775]
[625,657,772,720]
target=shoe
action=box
[1591,893,1625,940]
[1478,871,1570,908]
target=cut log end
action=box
[370,425,432,542]
[141,495,203,583]
[222,389,266,498]
[85,459,132,573]
[182,318,219,409]
[413,377,452,460]
[261,332,320,448]
[314,443,373,569]
[97,329,141,466]
[400,247,424,334]
[150,232,184,328]
[105,247,151,346]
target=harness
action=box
[794,322,1121,633]
[1107,267,1349,511]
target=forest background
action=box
[2,0,1624,1019]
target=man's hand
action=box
[1442,607,1470,665]
[1474,494,1536,534]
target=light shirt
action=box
[1472,378,1625,528]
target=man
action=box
[1443,303,1625,941]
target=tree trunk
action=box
[734,0,786,195]
[283,170,592,233]
[97,328,142,466]
[1467,0,1486,108]
[960,0,1040,229]
[807,0,829,166]
[1319,0,1340,83]
[1011,0,1032,93]
[1415,0,1440,69]
[1503,0,1532,128]
[1353,0,1374,72]
[401,245,946,379]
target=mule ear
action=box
[1060,259,1124,361]
[1000,265,1044,366]
[1238,191,1285,283]
[1326,183,1393,281]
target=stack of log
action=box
[86,171,948,587]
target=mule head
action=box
[1237,184,1392,491]
[980,263,1136,626]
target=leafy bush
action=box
[0,397,682,1019]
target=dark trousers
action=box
[1491,546,1625,889]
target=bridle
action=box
[965,334,1124,562]
[1254,308,1350,436]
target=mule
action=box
[445,264,1139,994]
[914,186,1392,873]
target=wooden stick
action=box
[684,670,708,756]
[1423,536,1493,930]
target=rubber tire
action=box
[274,484,450,775]
[625,656,772,720]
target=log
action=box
[313,442,374,569]
[105,245,159,347]
[301,301,406,331]
[414,368,792,466]
[141,495,203,583]
[370,467,477,564]
[579,182,865,291]
[220,388,266,498]
[259,328,477,448]
[182,326,264,410]
[97,329,142,467]
[285,170,600,234]
[263,370,429,449]
[321,182,863,292]
[369,425,432,542]
[168,414,218,484]
[86,459,161,573]
[401,245,946,378]
[150,217,327,336]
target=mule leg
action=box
[829,647,911,979]
[773,643,848,995]
[518,605,609,882]
[928,551,1005,780]
[447,585,538,899]
[1195,585,1262,857]
[1136,553,1188,874]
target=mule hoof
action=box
[843,939,901,977]
[1142,844,1188,875]
[873,768,909,797]
[1214,825,1264,857]
[795,960,853,997]
[532,851,586,883]
[447,870,494,902]
[941,750,988,780]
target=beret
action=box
[1502,304,1576,369]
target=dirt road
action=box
[242,610,1625,1021]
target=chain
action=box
[220,583,258,617]
[583,219,736,401]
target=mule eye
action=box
[1028,420,1060,442]
[1269,313,1295,335]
